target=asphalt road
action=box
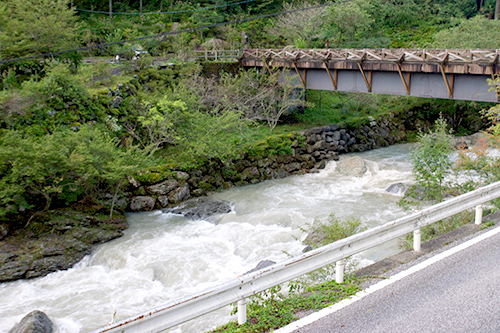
[283,226,500,333]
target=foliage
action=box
[0,0,80,60]
[409,117,454,202]
[453,92,500,191]
[302,91,386,126]
[0,63,105,133]
[0,125,154,226]
[266,1,328,48]
[302,214,366,249]
[245,133,302,158]
[134,98,187,149]
[429,15,500,49]
[127,96,249,163]
[320,0,374,48]
[169,69,308,130]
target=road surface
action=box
[278,225,500,333]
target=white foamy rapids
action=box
[0,144,415,333]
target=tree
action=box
[319,0,374,48]
[0,125,154,225]
[429,15,500,48]
[0,0,80,60]
[266,1,328,48]
[410,117,453,201]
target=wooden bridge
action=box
[239,48,500,102]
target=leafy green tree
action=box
[429,15,500,48]
[410,117,453,201]
[0,125,154,226]
[0,0,80,60]
[129,96,248,162]
[0,63,104,133]
[320,0,374,48]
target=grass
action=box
[299,90,399,127]
[209,275,363,333]
[400,209,478,250]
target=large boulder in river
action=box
[163,198,232,220]
[9,310,53,333]
[336,156,367,176]
[386,182,409,195]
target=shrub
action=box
[0,125,154,227]
[410,117,453,201]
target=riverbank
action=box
[0,110,411,283]
[0,209,127,282]
[0,109,486,284]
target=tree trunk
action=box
[109,0,112,18]
[170,0,173,22]
[140,0,143,14]
[495,0,500,19]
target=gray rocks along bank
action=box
[127,114,407,213]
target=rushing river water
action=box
[0,144,416,333]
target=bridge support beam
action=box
[285,68,497,102]
[396,63,411,95]
[439,63,455,98]
[357,62,372,92]
[323,60,338,90]
[292,60,307,88]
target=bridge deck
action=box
[240,48,500,102]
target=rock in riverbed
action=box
[9,310,53,333]
[163,198,232,220]
[336,156,367,176]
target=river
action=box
[0,143,415,333]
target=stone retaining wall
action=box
[126,113,408,211]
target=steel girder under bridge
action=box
[239,48,500,102]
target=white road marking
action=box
[275,225,500,333]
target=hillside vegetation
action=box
[1,0,499,241]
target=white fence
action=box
[91,181,500,333]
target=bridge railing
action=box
[241,48,500,64]
[188,49,242,62]
[91,181,500,333]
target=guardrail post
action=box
[335,260,345,283]
[475,205,483,225]
[413,228,421,251]
[237,299,247,325]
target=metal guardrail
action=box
[91,181,500,333]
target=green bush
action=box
[410,117,453,201]
[302,214,366,249]
[0,125,154,226]
[0,63,105,132]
